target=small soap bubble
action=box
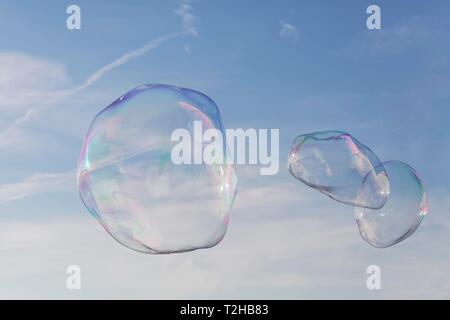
[288,131,388,209]
[288,131,427,248]
[355,161,427,248]
[77,84,237,254]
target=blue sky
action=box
[0,0,448,298]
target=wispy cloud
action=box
[0,36,177,203]
[0,175,447,298]
[0,172,74,205]
[0,32,182,144]
[279,21,299,42]
[0,2,201,146]
[0,52,69,115]
[174,1,199,37]
[0,4,202,205]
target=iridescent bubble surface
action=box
[288,131,389,209]
[355,161,427,248]
[77,84,237,254]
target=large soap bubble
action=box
[288,131,389,209]
[77,84,237,254]
[355,161,428,248]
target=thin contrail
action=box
[75,32,183,92]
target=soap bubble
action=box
[77,84,237,254]
[288,131,427,248]
[288,131,389,209]
[355,161,427,248]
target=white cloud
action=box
[279,21,299,42]
[0,36,185,205]
[0,36,179,203]
[0,2,204,205]
[0,53,71,126]
[0,172,74,205]
[174,1,199,37]
[0,2,199,139]
[0,32,182,145]
[0,175,447,299]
